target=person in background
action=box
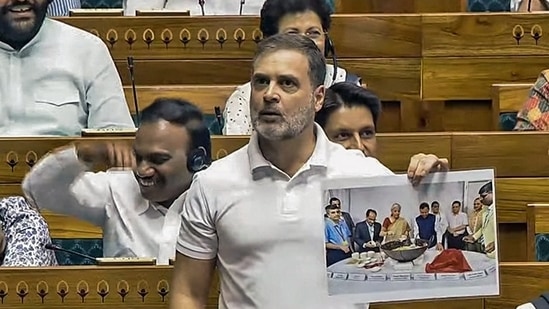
[514,70,549,131]
[431,200,448,249]
[22,98,211,265]
[223,0,362,135]
[0,196,57,267]
[328,197,354,233]
[122,0,263,16]
[465,197,485,252]
[315,82,449,184]
[0,0,134,136]
[446,200,468,249]
[46,0,81,16]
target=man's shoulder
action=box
[46,19,108,49]
[194,145,250,183]
[327,144,393,177]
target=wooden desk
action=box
[0,263,545,309]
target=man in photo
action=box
[464,182,496,258]
[354,209,382,252]
[413,202,440,250]
[446,200,469,249]
[325,204,353,266]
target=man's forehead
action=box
[253,50,308,72]
[135,121,190,151]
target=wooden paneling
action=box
[58,15,422,59]
[485,262,549,309]
[422,13,549,57]
[491,83,532,113]
[0,263,544,309]
[335,0,467,13]
[123,85,237,113]
[422,57,546,100]
[499,223,528,262]
[115,58,421,98]
[526,203,549,260]
[451,132,549,177]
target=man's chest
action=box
[214,180,325,252]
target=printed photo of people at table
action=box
[321,170,499,304]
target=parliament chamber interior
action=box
[2,0,549,308]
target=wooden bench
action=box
[0,262,547,308]
[490,83,532,130]
[526,203,549,261]
[0,132,548,263]
[122,84,237,114]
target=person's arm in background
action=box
[514,70,549,131]
[170,176,217,309]
[222,83,253,135]
[0,196,57,266]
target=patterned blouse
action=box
[514,70,549,131]
[0,196,57,266]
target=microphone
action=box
[214,106,223,133]
[239,0,245,15]
[127,56,140,126]
[162,0,169,9]
[45,243,98,264]
[198,0,205,15]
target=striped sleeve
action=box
[46,0,82,17]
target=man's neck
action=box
[258,125,316,177]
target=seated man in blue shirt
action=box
[0,0,134,136]
[0,196,57,266]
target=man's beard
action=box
[252,96,316,141]
[0,1,48,49]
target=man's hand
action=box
[463,235,474,243]
[407,153,449,185]
[340,245,350,253]
[75,141,135,169]
[485,241,495,253]
[436,243,444,251]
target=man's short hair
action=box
[140,98,211,157]
[253,33,326,88]
[452,200,462,206]
[366,209,377,217]
[419,202,430,210]
[479,181,493,195]
[260,0,332,37]
[315,82,382,128]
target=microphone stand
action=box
[199,0,205,15]
[127,56,140,126]
[239,0,245,15]
[45,243,98,264]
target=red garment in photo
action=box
[425,249,472,273]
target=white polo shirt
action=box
[22,147,184,265]
[123,0,263,16]
[177,124,393,309]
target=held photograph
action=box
[321,169,499,304]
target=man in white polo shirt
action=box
[169,34,444,309]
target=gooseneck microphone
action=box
[127,56,140,126]
[239,0,245,15]
[214,106,223,133]
[45,243,98,264]
[198,0,205,15]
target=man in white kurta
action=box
[0,0,134,136]
[22,98,210,265]
[122,0,263,16]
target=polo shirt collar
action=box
[247,122,329,173]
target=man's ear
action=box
[313,85,325,112]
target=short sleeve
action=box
[222,83,253,135]
[176,176,218,260]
